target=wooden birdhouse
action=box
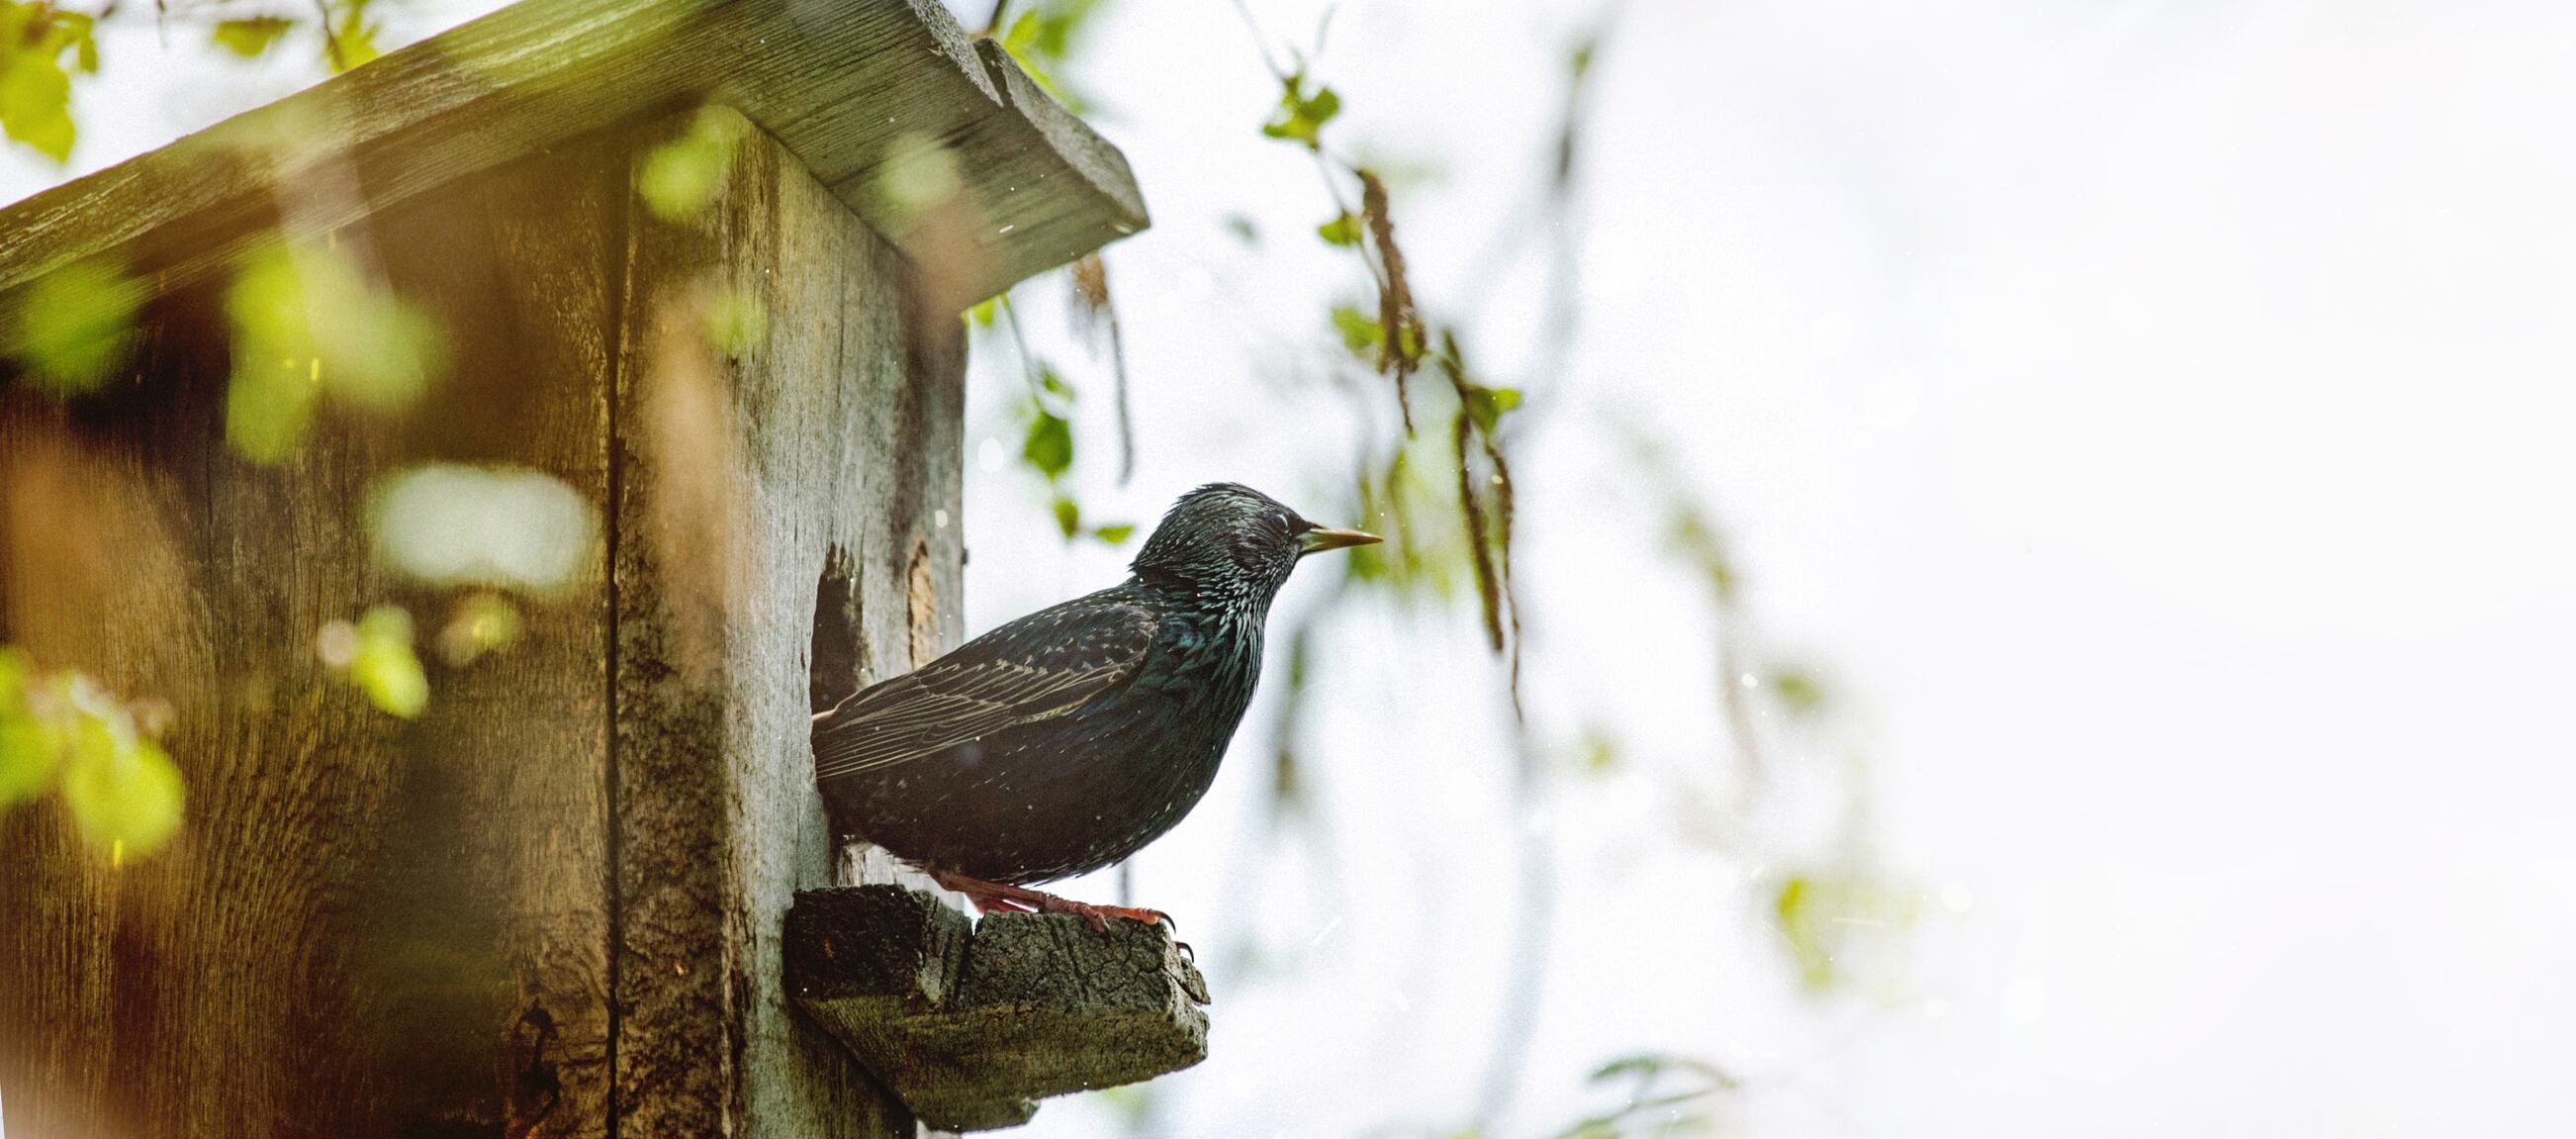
[0,0,1202,1133]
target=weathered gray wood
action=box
[0,0,1145,315]
[0,134,624,1137]
[786,886,1211,1132]
[610,105,959,1137]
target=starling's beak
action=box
[1297,525,1382,556]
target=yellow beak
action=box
[1297,525,1383,555]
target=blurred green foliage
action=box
[1546,1054,1737,1139]
[213,18,296,58]
[0,647,185,862]
[7,259,141,395]
[1771,866,1922,995]
[319,606,428,718]
[638,105,747,222]
[225,242,444,463]
[321,0,384,73]
[701,288,768,358]
[0,2,97,163]
[1260,72,1340,149]
[434,592,523,668]
[868,131,966,238]
[1316,211,1362,247]
[995,0,1104,112]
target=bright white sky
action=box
[12,1,2574,1135]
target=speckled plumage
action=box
[813,483,1370,885]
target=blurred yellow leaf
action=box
[225,243,444,461]
[59,728,183,858]
[9,260,143,395]
[346,606,427,718]
[213,18,294,57]
[0,41,73,162]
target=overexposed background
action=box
[11,1,2573,1135]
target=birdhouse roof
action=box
[0,0,1146,306]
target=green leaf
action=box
[1260,77,1341,148]
[0,46,76,162]
[965,297,1000,328]
[1022,407,1073,481]
[1461,384,1521,435]
[58,725,183,860]
[1316,212,1361,247]
[1090,522,1135,544]
[1771,670,1825,715]
[349,606,428,718]
[1037,366,1075,404]
[1051,495,1081,538]
[10,260,142,395]
[213,17,295,57]
[1330,305,1383,355]
[325,0,381,73]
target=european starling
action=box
[812,483,1379,926]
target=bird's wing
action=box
[811,595,1158,782]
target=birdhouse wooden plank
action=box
[0,1,1160,1135]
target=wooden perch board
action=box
[786,886,1210,1132]
[0,0,1145,313]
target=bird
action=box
[812,483,1379,929]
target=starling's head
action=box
[1132,483,1380,600]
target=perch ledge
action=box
[785,882,1210,1131]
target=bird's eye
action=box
[1276,513,1296,533]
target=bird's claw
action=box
[931,868,1174,934]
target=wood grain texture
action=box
[786,886,1211,1133]
[0,136,623,1137]
[0,0,1145,315]
[610,106,961,1138]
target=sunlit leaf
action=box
[339,606,428,718]
[0,44,75,162]
[1022,407,1073,481]
[58,720,182,858]
[1316,212,1361,247]
[324,0,380,72]
[9,260,142,395]
[1051,495,1081,538]
[993,0,1102,111]
[966,297,1000,328]
[1091,522,1134,544]
[1330,305,1382,356]
[1261,76,1340,148]
[1461,384,1521,435]
[213,18,294,57]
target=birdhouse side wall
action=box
[0,110,966,1138]
[606,106,963,1138]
